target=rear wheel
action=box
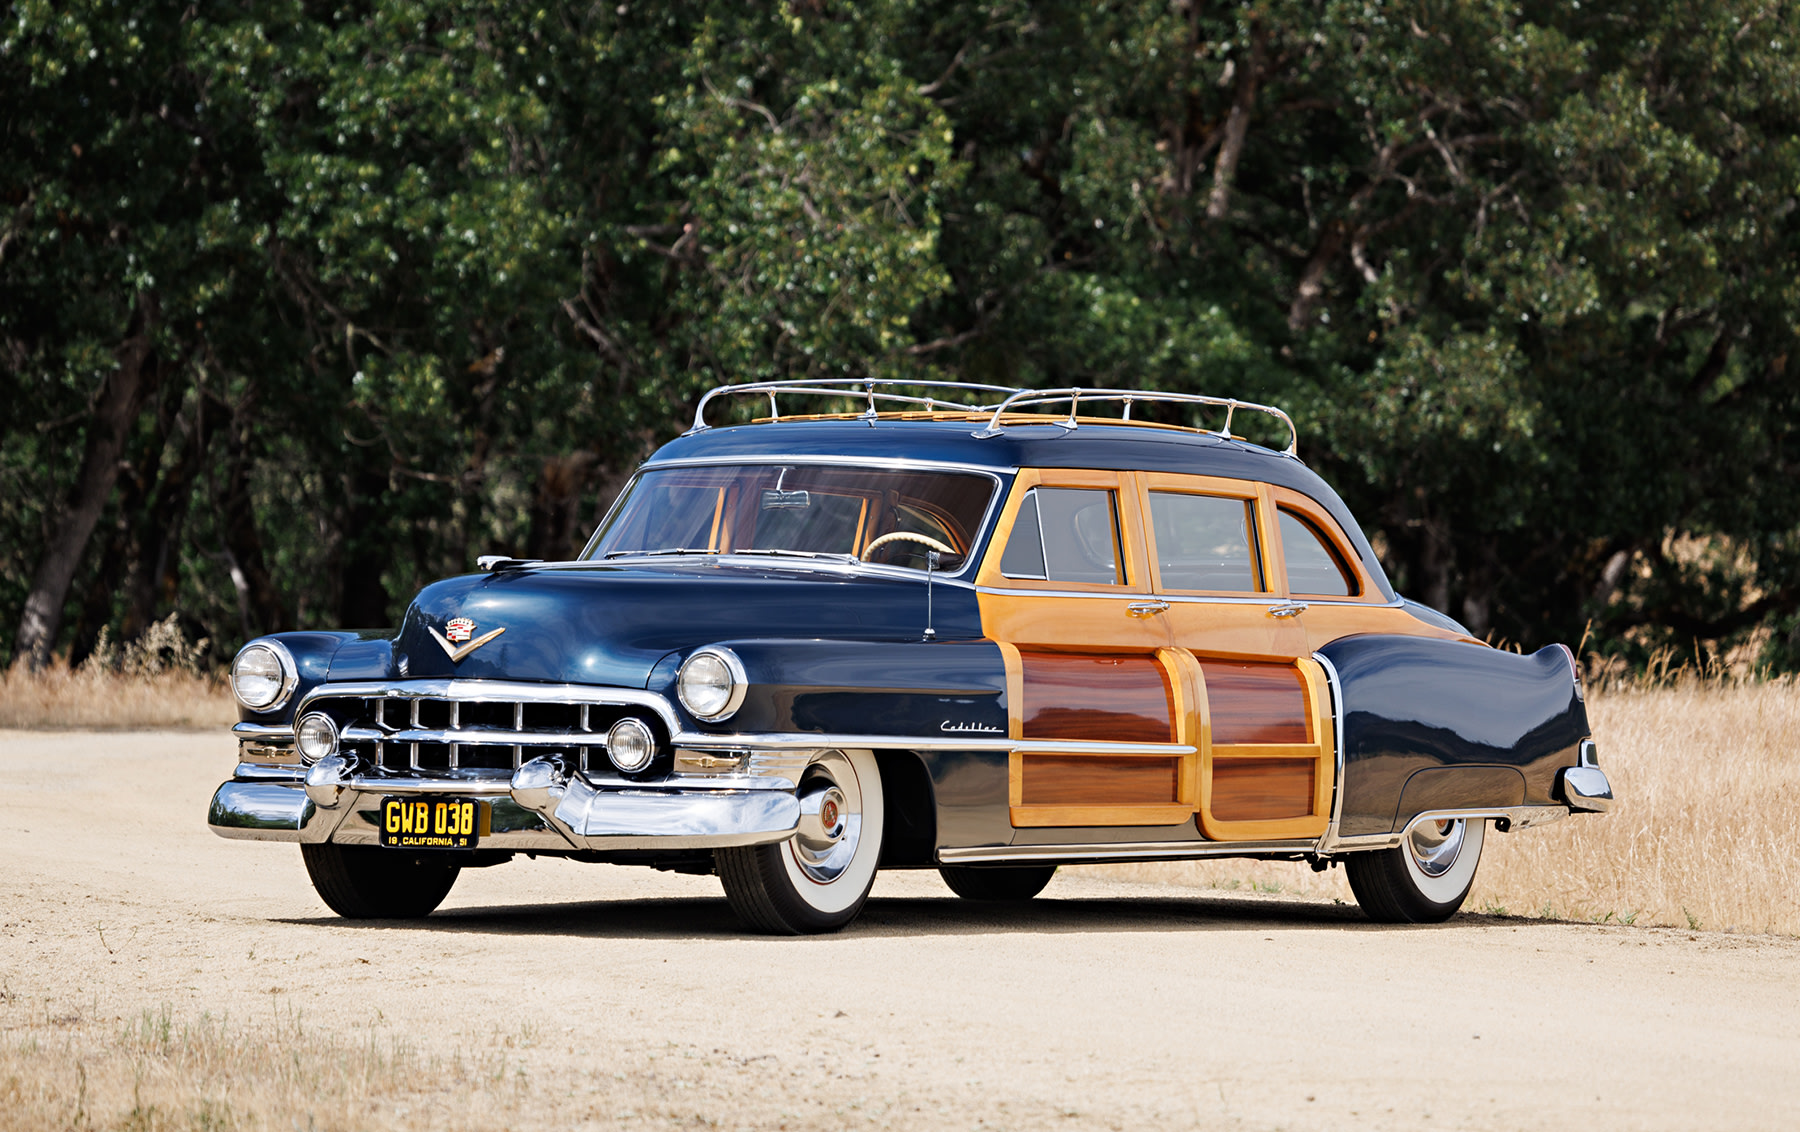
[1344,818,1485,924]
[716,749,884,934]
[300,843,460,919]
[938,865,1058,901]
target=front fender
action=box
[652,638,1010,738]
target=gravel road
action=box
[3,730,1797,1131]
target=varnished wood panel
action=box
[1021,652,1174,742]
[1020,754,1182,806]
[1211,757,1315,822]
[1199,659,1309,744]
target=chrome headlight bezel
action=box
[294,712,340,764]
[230,640,298,712]
[676,646,747,723]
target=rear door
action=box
[1138,472,1334,842]
[974,470,1197,829]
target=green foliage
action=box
[5,0,1800,670]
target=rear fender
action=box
[1318,635,1590,838]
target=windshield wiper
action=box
[727,548,861,565]
[602,547,714,559]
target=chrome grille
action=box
[302,686,662,776]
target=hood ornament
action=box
[428,617,505,663]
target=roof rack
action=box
[686,378,1299,458]
[971,387,1298,458]
[688,379,1015,433]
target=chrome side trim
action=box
[1323,806,1571,854]
[938,839,1319,865]
[1311,652,1350,857]
[675,732,1193,755]
[233,721,295,741]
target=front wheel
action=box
[939,865,1058,901]
[300,843,460,918]
[1344,818,1486,924]
[715,749,884,934]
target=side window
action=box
[1000,487,1122,585]
[1148,492,1260,592]
[1279,509,1356,597]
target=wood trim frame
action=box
[975,468,1152,594]
[1006,645,1199,828]
[1194,655,1335,840]
[1266,485,1383,603]
[1135,471,1276,597]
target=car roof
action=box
[647,417,1397,601]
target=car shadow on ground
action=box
[277,890,1527,940]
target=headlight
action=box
[605,717,658,773]
[677,647,746,722]
[231,642,296,711]
[295,713,339,764]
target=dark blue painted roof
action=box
[647,418,1396,601]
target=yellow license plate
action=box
[378,796,485,849]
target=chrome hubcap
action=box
[1407,818,1467,878]
[792,753,861,884]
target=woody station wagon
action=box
[211,380,1613,933]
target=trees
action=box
[5,1,1799,671]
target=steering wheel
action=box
[860,531,959,562]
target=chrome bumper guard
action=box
[1558,765,1614,813]
[208,755,800,851]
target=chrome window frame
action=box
[575,456,1010,582]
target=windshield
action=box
[585,464,997,571]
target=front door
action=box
[974,470,1197,829]
[1138,472,1334,841]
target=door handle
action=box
[1127,600,1171,617]
[1266,601,1308,619]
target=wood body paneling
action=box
[1020,651,1174,743]
[1198,659,1310,744]
[1020,754,1181,806]
[1211,757,1315,822]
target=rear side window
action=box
[1000,487,1122,584]
[1279,509,1356,597]
[1148,492,1260,592]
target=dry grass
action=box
[1094,676,1800,935]
[0,1002,954,1132]
[0,663,234,731]
[0,615,235,731]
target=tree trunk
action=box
[12,296,160,668]
[218,396,292,637]
[121,390,224,640]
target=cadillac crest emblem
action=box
[428,616,505,663]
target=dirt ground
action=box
[3,731,1798,1131]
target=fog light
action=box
[606,717,657,773]
[676,647,746,722]
[295,713,339,764]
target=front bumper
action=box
[208,760,800,851]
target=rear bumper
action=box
[208,763,799,851]
[1558,765,1615,813]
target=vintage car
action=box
[210,380,1613,933]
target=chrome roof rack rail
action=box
[969,387,1299,458]
[686,378,1018,434]
[686,379,1299,458]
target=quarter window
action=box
[1279,509,1356,597]
[1000,487,1122,585]
[1148,492,1260,592]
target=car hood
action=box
[326,560,984,688]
